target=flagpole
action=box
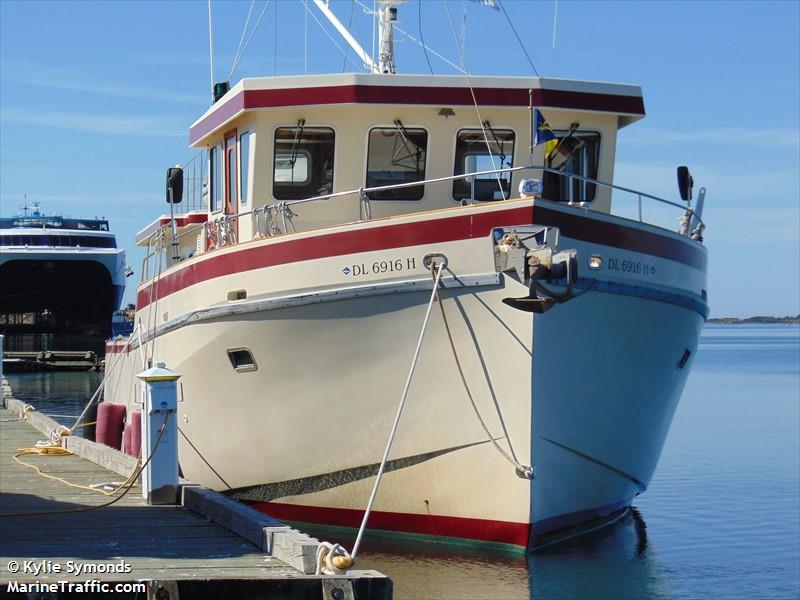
[529,88,534,166]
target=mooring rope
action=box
[431,264,533,479]
[315,260,446,575]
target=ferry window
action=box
[239,131,251,205]
[366,123,427,201]
[453,128,515,202]
[211,144,223,212]
[273,125,335,200]
[543,132,600,203]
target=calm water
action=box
[5,325,799,599]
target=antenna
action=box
[208,0,215,101]
[551,0,558,74]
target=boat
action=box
[103,1,708,551]
[0,203,127,356]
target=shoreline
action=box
[706,316,799,325]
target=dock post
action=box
[136,362,180,505]
[1,334,4,383]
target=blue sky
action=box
[1,0,798,317]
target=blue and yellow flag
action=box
[533,109,558,157]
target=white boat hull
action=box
[105,199,707,549]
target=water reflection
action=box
[326,506,660,600]
[5,371,101,420]
[527,508,664,600]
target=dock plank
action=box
[0,404,392,598]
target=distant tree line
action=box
[707,315,800,324]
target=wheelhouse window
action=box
[542,131,600,203]
[366,122,427,200]
[452,127,515,202]
[273,123,335,200]
[210,144,223,212]
[239,131,251,205]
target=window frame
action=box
[543,129,601,203]
[451,127,516,202]
[271,124,336,201]
[364,124,430,201]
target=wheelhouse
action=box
[136,73,645,266]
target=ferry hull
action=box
[0,249,125,352]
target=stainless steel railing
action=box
[140,164,704,282]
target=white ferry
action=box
[0,204,126,353]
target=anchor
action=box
[498,233,578,313]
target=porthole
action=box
[227,348,257,373]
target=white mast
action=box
[312,0,403,74]
[377,1,402,74]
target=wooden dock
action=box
[2,350,102,372]
[0,396,391,599]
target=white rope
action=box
[315,261,446,573]
[229,0,273,80]
[433,275,532,479]
[350,260,445,559]
[228,0,256,80]
[442,0,507,199]
[315,541,351,576]
[302,0,354,65]
[352,0,464,73]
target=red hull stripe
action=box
[190,85,645,145]
[136,205,534,308]
[253,501,530,547]
[136,204,705,309]
[536,206,707,271]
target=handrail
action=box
[140,163,703,279]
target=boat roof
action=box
[189,73,645,147]
[0,215,110,232]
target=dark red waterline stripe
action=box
[253,501,530,547]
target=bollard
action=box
[136,362,180,505]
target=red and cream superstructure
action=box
[105,71,708,550]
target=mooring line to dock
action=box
[315,259,446,576]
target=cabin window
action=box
[211,144,223,212]
[239,131,251,206]
[452,127,515,202]
[366,123,428,200]
[273,125,335,200]
[542,131,600,203]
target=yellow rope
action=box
[12,447,138,496]
[1,412,168,518]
